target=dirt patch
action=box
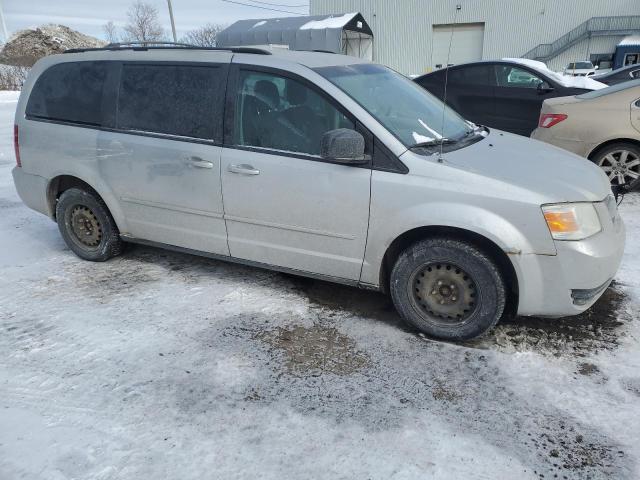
[577,362,600,376]
[526,427,624,479]
[256,324,370,377]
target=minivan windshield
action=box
[315,64,471,148]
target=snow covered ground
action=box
[0,90,639,479]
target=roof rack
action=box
[64,42,272,55]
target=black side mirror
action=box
[537,81,554,94]
[320,128,367,164]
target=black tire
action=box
[390,238,506,341]
[56,188,123,262]
[590,142,640,187]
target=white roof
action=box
[618,35,640,46]
[299,13,358,30]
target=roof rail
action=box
[64,43,272,55]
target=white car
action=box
[564,61,598,77]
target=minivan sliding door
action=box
[97,57,231,255]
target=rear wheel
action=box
[390,238,506,341]
[591,142,640,187]
[56,188,123,262]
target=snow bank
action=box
[504,58,607,90]
[0,91,19,103]
[299,13,357,30]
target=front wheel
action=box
[390,238,506,341]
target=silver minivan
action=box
[12,45,626,340]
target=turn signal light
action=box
[538,113,567,128]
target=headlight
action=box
[542,203,602,240]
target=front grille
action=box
[571,279,612,306]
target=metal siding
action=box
[311,0,640,74]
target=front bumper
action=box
[513,207,625,317]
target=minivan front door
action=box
[98,60,230,255]
[220,68,371,280]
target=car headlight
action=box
[542,203,602,240]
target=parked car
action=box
[592,63,640,86]
[532,79,640,187]
[13,46,625,341]
[414,59,606,137]
[564,61,598,77]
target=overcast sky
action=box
[2,0,311,40]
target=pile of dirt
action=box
[0,24,106,67]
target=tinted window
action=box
[117,64,222,140]
[448,65,494,86]
[496,65,543,88]
[234,70,354,156]
[26,61,108,126]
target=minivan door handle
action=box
[228,164,260,175]
[186,156,214,169]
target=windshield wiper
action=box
[408,138,457,149]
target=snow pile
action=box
[299,13,357,30]
[0,24,106,67]
[504,58,607,90]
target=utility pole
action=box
[167,0,177,42]
[0,0,9,43]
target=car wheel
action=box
[591,143,640,187]
[390,238,506,341]
[56,188,123,262]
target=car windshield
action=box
[568,62,593,69]
[314,63,470,148]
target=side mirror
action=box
[320,128,367,164]
[595,65,599,70]
[537,81,554,94]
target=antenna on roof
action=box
[438,3,462,163]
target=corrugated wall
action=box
[311,0,640,74]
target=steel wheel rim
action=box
[598,150,640,186]
[70,205,102,248]
[408,262,478,326]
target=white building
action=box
[310,0,640,75]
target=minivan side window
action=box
[117,64,223,141]
[26,61,109,126]
[233,70,354,156]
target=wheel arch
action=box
[587,137,640,160]
[378,225,520,318]
[46,174,127,232]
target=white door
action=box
[432,23,485,69]
[220,67,371,281]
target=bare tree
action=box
[123,1,165,43]
[181,23,225,47]
[103,21,119,44]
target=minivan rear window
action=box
[117,64,223,141]
[26,61,109,126]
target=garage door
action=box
[432,23,485,69]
